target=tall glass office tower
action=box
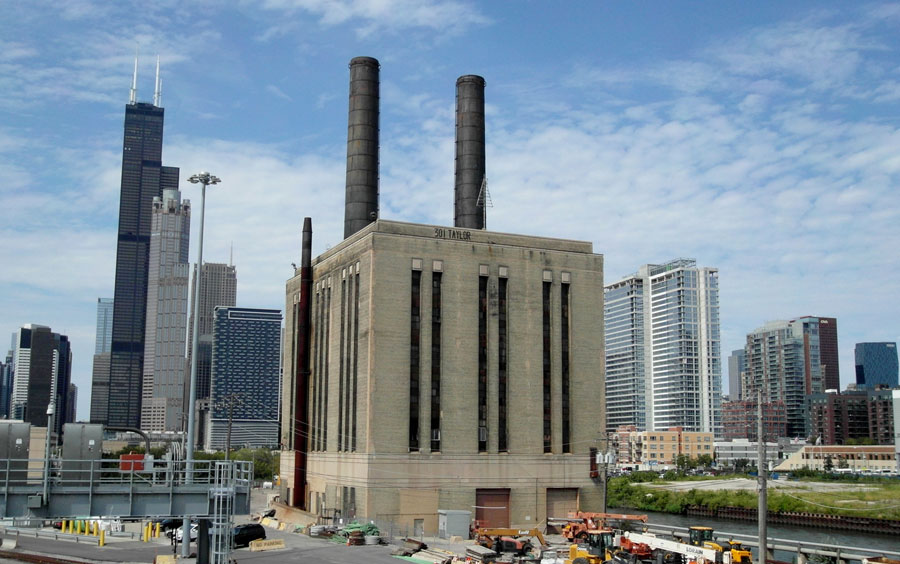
[140,189,191,432]
[106,64,179,427]
[604,259,722,436]
[855,342,899,390]
[89,298,113,423]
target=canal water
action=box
[615,509,900,555]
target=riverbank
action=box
[607,473,900,521]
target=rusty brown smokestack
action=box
[292,217,312,508]
[344,56,380,239]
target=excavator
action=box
[474,528,547,558]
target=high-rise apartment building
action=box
[206,307,281,450]
[604,276,646,431]
[186,263,237,402]
[140,189,191,432]
[10,325,72,434]
[855,342,899,390]
[808,389,894,445]
[743,316,835,438]
[604,259,721,435]
[818,317,839,391]
[89,298,113,424]
[728,349,745,401]
[106,63,179,427]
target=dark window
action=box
[410,270,421,451]
[339,278,346,451]
[431,272,442,451]
[498,277,508,453]
[479,275,488,452]
[352,272,360,452]
[561,282,571,453]
[543,281,552,453]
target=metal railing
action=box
[1,458,253,491]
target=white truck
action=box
[617,531,732,564]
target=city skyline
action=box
[1,2,899,420]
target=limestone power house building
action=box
[280,57,606,531]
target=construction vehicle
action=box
[562,512,648,542]
[474,528,547,558]
[616,530,733,564]
[686,527,752,564]
[564,528,616,564]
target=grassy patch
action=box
[607,477,900,520]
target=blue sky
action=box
[2,1,899,420]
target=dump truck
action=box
[617,530,732,564]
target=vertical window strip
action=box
[323,284,331,450]
[543,281,552,453]
[291,302,299,450]
[344,275,352,452]
[338,278,346,451]
[352,272,360,452]
[478,275,488,452]
[410,270,421,451]
[561,282,571,453]
[431,271,442,451]
[312,291,321,451]
[498,277,508,453]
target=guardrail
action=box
[0,526,103,545]
[643,523,900,563]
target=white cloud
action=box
[256,0,490,38]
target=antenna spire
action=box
[129,55,138,104]
[153,55,161,107]
[229,242,233,266]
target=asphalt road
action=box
[0,487,471,564]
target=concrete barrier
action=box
[249,538,286,552]
[1,537,17,549]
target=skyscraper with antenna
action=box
[102,56,180,427]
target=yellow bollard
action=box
[77,520,82,535]
[143,522,149,542]
[154,522,160,538]
[99,529,105,547]
[93,521,99,536]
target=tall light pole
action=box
[184,171,220,557]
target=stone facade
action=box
[281,220,605,531]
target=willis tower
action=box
[106,58,179,427]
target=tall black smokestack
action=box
[292,217,312,508]
[344,56,380,239]
[454,75,486,230]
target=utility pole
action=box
[757,390,767,564]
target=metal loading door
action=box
[475,489,510,528]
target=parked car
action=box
[153,518,181,532]
[232,523,266,547]
[169,523,198,542]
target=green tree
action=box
[824,455,834,472]
[697,454,713,468]
[676,454,689,472]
